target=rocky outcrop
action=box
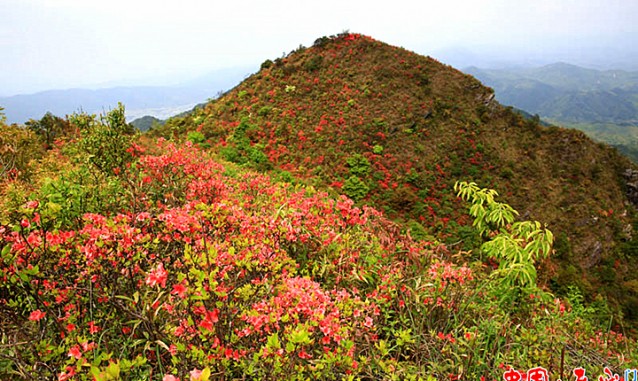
[624,169,638,207]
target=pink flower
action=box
[171,283,187,298]
[163,375,180,381]
[364,316,374,328]
[58,366,76,381]
[68,345,82,360]
[80,341,96,352]
[146,263,168,288]
[28,309,46,321]
[298,349,313,359]
[25,200,39,209]
[88,321,100,334]
[189,369,202,380]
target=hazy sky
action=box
[1,0,636,95]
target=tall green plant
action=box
[455,181,554,303]
[72,102,136,174]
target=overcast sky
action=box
[1,0,636,96]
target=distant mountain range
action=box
[464,63,638,125]
[0,67,255,124]
[465,63,638,161]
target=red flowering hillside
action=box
[155,33,638,322]
[1,104,637,380]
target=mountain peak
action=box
[156,34,638,319]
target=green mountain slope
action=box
[156,33,638,321]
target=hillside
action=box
[465,63,638,125]
[130,115,165,132]
[156,33,638,320]
[2,104,637,380]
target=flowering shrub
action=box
[0,114,44,180]
[0,140,417,379]
[0,137,636,380]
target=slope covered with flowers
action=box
[1,104,637,381]
[155,33,638,324]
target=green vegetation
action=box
[346,154,371,176]
[149,32,638,325]
[342,175,369,200]
[73,103,137,174]
[130,115,165,132]
[455,181,553,305]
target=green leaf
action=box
[289,326,312,345]
[267,333,281,349]
[105,361,121,379]
[199,367,211,381]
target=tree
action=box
[0,107,43,179]
[71,102,137,174]
[25,112,72,148]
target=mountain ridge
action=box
[464,63,638,124]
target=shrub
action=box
[187,130,206,145]
[72,103,137,175]
[261,59,274,70]
[342,175,369,201]
[25,112,73,149]
[0,123,43,180]
[346,154,371,176]
[304,56,323,72]
[455,181,554,305]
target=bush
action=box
[304,56,323,72]
[72,103,137,175]
[342,175,369,201]
[25,112,73,149]
[346,154,371,176]
[261,59,274,70]
[0,123,43,180]
[187,131,206,145]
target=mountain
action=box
[3,33,638,380]
[154,33,638,321]
[0,67,254,125]
[130,115,165,132]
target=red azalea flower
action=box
[88,321,100,334]
[29,309,46,321]
[171,283,187,298]
[68,345,82,360]
[146,263,168,288]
